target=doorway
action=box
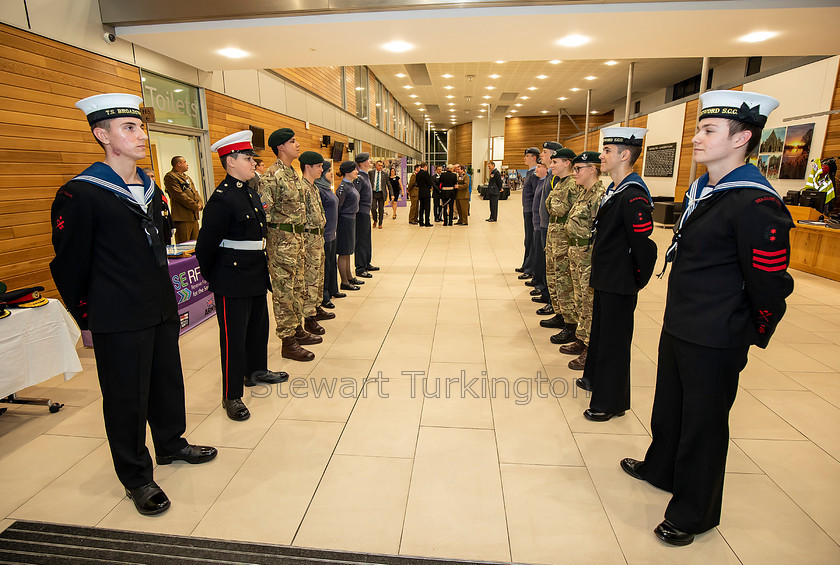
[148,131,207,201]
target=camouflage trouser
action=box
[267,228,304,339]
[303,232,325,318]
[568,245,594,344]
[545,225,576,322]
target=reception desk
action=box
[788,205,840,282]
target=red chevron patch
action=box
[633,221,652,233]
[752,248,787,271]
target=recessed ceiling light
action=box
[485,86,496,90]
[382,41,413,52]
[585,76,597,81]
[570,88,581,92]
[489,74,501,79]
[536,75,548,79]
[403,85,413,89]
[527,87,538,91]
[395,73,406,78]
[477,115,485,118]
[520,96,529,100]
[409,94,418,98]
[355,86,364,91]
[479,108,486,112]
[442,73,453,78]
[557,97,567,101]
[590,110,598,114]
[444,85,454,90]
[510,109,517,113]
[448,103,455,106]
[482,103,490,106]
[506,115,512,118]
[449,109,455,112]
[495,60,506,64]
[541,110,549,114]
[482,95,492,99]
[557,34,589,47]
[604,60,618,66]
[218,48,248,58]
[514,103,523,107]
[549,60,561,65]
[445,95,454,99]
[414,102,421,105]
[739,31,777,43]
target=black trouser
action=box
[91,317,188,489]
[323,238,338,302]
[488,192,499,220]
[215,293,269,400]
[522,212,534,272]
[583,290,638,414]
[371,191,386,226]
[433,188,442,221]
[419,197,431,225]
[441,189,456,225]
[638,331,748,534]
[531,226,548,294]
[354,211,372,272]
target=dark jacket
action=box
[488,168,503,196]
[337,179,360,218]
[195,174,270,298]
[368,169,389,198]
[439,170,458,189]
[416,169,433,198]
[354,168,372,214]
[316,177,339,242]
[522,167,537,213]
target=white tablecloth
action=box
[0,299,83,398]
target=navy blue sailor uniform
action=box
[50,163,189,490]
[583,172,657,413]
[195,174,271,401]
[637,163,794,534]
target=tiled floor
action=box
[2,193,840,564]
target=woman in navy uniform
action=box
[621,91,794,546]
[50,93,216,516]
[196,130,289,422]
[579,127,657,422]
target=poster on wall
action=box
[759,128,785,153]
[643,142,677,177]
[758,154,781,180]
[779,123,815,180]
[747,143,759,167]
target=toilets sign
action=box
[140,71,203,129]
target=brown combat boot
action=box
[568,347,588,371]
[314,305,336,320]
[304,316,325,335]
[281,336,315,361]
[559,339,585,355]
[294,324,323,345]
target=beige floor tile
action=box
[729,389,807,441]
[279,375,363,423]
[751,340,834,372]
[478,299,528,336]
[177,322,220,370]
[22,368,102,407]
[735,439,840,544]
[440,282,477,299]
[772,321,832,344]
[370,333,433,380]
[323,321,390,359]
[0,404,84,465]
[550,374,649,436]
[0,519,14,533]
[795,342,840,372]
[389,298,439,335]
[740,355,808,390]
[294,454,413,554]
[483,335,543,381]
[47,397,105,438]
[192,420,343,544]
[401,427,510,562]
[98,446,250,535]
[786,371,840,408]
[431,323,484,363]
[436,298,480,324]
[183,361,225,415]
[750,389,840,459]
[719,474,840,564]
[575,433,742,565]
[349,297,402,324]
[502,464,625,564]
[0,435,104,518]
[335,379,423,458]
[420,363,493,429]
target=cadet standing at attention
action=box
[542,148,578,335]
[261,128,321,362]
[579,127,657,422]
[558,151,606,370]
[353,153,378,278]
[621,91,793,547]
[196,130,289,422]
[299,150,335,335]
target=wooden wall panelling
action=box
[454,123,472,167]
[271,66,343,109]
[0,23,147,297]
[368,69,377,128]
[346,67,356,115]
[504,113,614,165]
[629,115,648,175]
[822,63,840,157]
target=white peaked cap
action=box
[699,90,780,127]
[210,130,255,157]
[602,127,648,146]
[75,93,143,124]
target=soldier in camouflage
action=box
[299,151,335,336]
[543,149,579,341]
[560,151,606,370]
[260,128,322,362]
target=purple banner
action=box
[168,254,214,335]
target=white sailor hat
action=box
[699,90,779,128]
[75,93,143,125]
[602,127,648,147]
[210,130,256,157]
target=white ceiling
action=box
[115,0,840,130]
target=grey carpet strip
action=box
[0,521,503,565]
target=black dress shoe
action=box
[125,481,170,516]
[355,271,373,278]
[332,292,347,298]
[524,280,537,287]
[620,458,645,481]
[244,370,289,387]
[535,304,555,316]
[514,267,524,273]
[349,278,365,285]
[517,273,533,279]
[575,377,592,392]
[583,409,625,422]
[654,520,695,546]
[529,288,542,296]
[156,444,218,465]
[531,295,550,304]
[539,313,563,326]
[340,283,360,291]
[321,301,335,309]
[222,398,250,421]
[366,265,380,271]
[550,324,578,344]
[314,306,336,320]
[424,223,433,227]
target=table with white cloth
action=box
[0,299,83,413]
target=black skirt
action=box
[336,214,356,256]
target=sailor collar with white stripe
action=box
[601,172,652,209]
[74,161,154,211]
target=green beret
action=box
[551,148,577,160]
[268,128,295,149]
[299,151,325,166]
[574,151,601,165]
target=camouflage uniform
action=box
[302,177,326,318]
[565,180,606,345]
[260,160,306,339]
[544,174,579,321]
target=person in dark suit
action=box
[416,162,433,226]
[486,161,503,221]
[353,153,378,277]
[316,161,342,308]
[438,165,458,226]
[50,93,216,517]
[369,160,388,229]
[196,130,289,423]
[517,148,540,275]
[407,163,420,225]
[578,127,657,422]
[432,165,443,222]
[620,91,793,547]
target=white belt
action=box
[219,239,266,250]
